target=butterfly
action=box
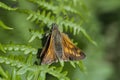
[39,23,86,64]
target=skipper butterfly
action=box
[40,23,86,64]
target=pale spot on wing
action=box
[77,50,80,53]
[69,50,72,54]
[69,44,74,48]
[76,54,80,57]
[64,47,68,53]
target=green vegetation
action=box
[0,0,120,80]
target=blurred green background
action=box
[0,0,120,80]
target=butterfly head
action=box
[51,23,59,31]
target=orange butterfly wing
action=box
[40,34,57,64]
[61,33,86,61]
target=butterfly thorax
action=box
[52,28,63,60]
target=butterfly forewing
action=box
[61,33,86,61]
[40,34,57,64]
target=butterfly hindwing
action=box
[61,33,86,61]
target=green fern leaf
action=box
[0,20,13,30]
[0,66,8,78]
[0,2,17,10]
[0,56,24,68]
[28,30,43,43]
[0,43,6,53]
[3,44,37,55]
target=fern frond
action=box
[17,65,69,80]
[75,61,87,72]
[27,0,80,15]
[80,28,97,46]
[28,0,56,13]
[29,29,43,42]
[17,6,95,45]
[0,2,17,11]
[0,56,24,68]
[17,64,69,80]
[26,10,54,25]
[61,20,81,35]
[0,20,13,30]
[0,56,69,80]
[48,67,69,80]
[63,6,79,14]
[11,68,21,80]
[3,44,37,55]
[25,9,78,33]
[0,43,6,53]
[61,20,97,45]
[0,66,8,78]
[26,9,96,45]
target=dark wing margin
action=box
[61,33,86,61]
[40,34,57,64]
